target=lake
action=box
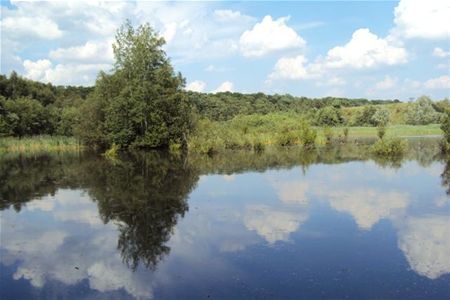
[1,138,449,299]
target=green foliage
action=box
[2,97,52,136]
[323,127,334,144]
[377,125,386,140]
[351,105,377,126]
[314,106,344,126]
[406,96,443,125]
[343,127,349,140]
[372,106,390,126]
[78,21,191,150]
[440,111,450,153]
[372,138,407,156]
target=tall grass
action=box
[0,135,83,154]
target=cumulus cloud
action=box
[23,59,110,86]
[432,47,450,58]
[213,81,234,93]
[49,40,114,63]
[244,205,308,244]
[239,16,306,57]
[186,80,206,92]
[398,215,450,279]
[268,55,312,81]
[393,0,450,39]
[271,179,309,205]
[320,188,410,230]
[424,75,450,89]
[374,75,398,90]
[1,16,63,39]
[324,28,408,69]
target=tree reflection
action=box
[81,152,199,270]
[441,158,450,195]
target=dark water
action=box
[1,139,449,299]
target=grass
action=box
[188,113,443,154]
[325,124,442,139]
[0,135,83,154]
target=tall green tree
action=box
[78,21,191,149]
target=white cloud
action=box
[393,0,450,39]
[49,40,114,63]
[375,75,398,90]
[1,16,63,39]
[239,16,306,57]
[324,28,408,69]
[424,75,450,89]
[214,9,253,23]
[23,59,53,81]
[268,55,312,81]
[213,81,234,93]
[244,205,308,244]
[432,47,450,58]
[23,59,110,86]
[322,188,409,230]
[398,215,450,279]
[272,180,309,205]
[186,80,206,92]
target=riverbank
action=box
[0,124,442,154]
[0,136,83,154]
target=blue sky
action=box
[1,0,449,99]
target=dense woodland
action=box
[0,22,449,151]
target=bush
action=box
[323,127,333,144]
[372,107,390,126]
[406,96,442,125]
[440,112,450,153]
[276,131,297,146]
[314,106,343,126]
[299,120,317,148]
[377,125,386,140]
[372,138,407,156]
[351,105,377,126]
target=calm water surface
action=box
[1,139,449,299]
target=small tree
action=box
[314,106,343,126]
[78,21,191,150]
[371,107,390,126]
[406,96,442,125]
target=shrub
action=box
[372,138,407,156]
[406,96,442,125]
[343,127,349,140]
[323,127,333,144]
[299,120,317,148]
[440,111,450,153]
[372,107,390,126]
[351,105,377,126]
[277,131,297,146]
[377,125,386,140]
[253,141,265,152]
[314,106,344,126]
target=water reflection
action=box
[1,139,449,299]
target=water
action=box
[1,139,449,299]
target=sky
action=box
[1,0,449,100]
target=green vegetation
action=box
[0,136,82,153]
[371,126,407,157]
[440,111,450,154]
[0,21,448,154]
[77,21,191,150]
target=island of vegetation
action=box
[1,22,449,157]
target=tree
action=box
[314,106,344,126]
[371,106,390,126]
[78,21,191,149]
[406,96,442,125]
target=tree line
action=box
[1,21,448,151]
